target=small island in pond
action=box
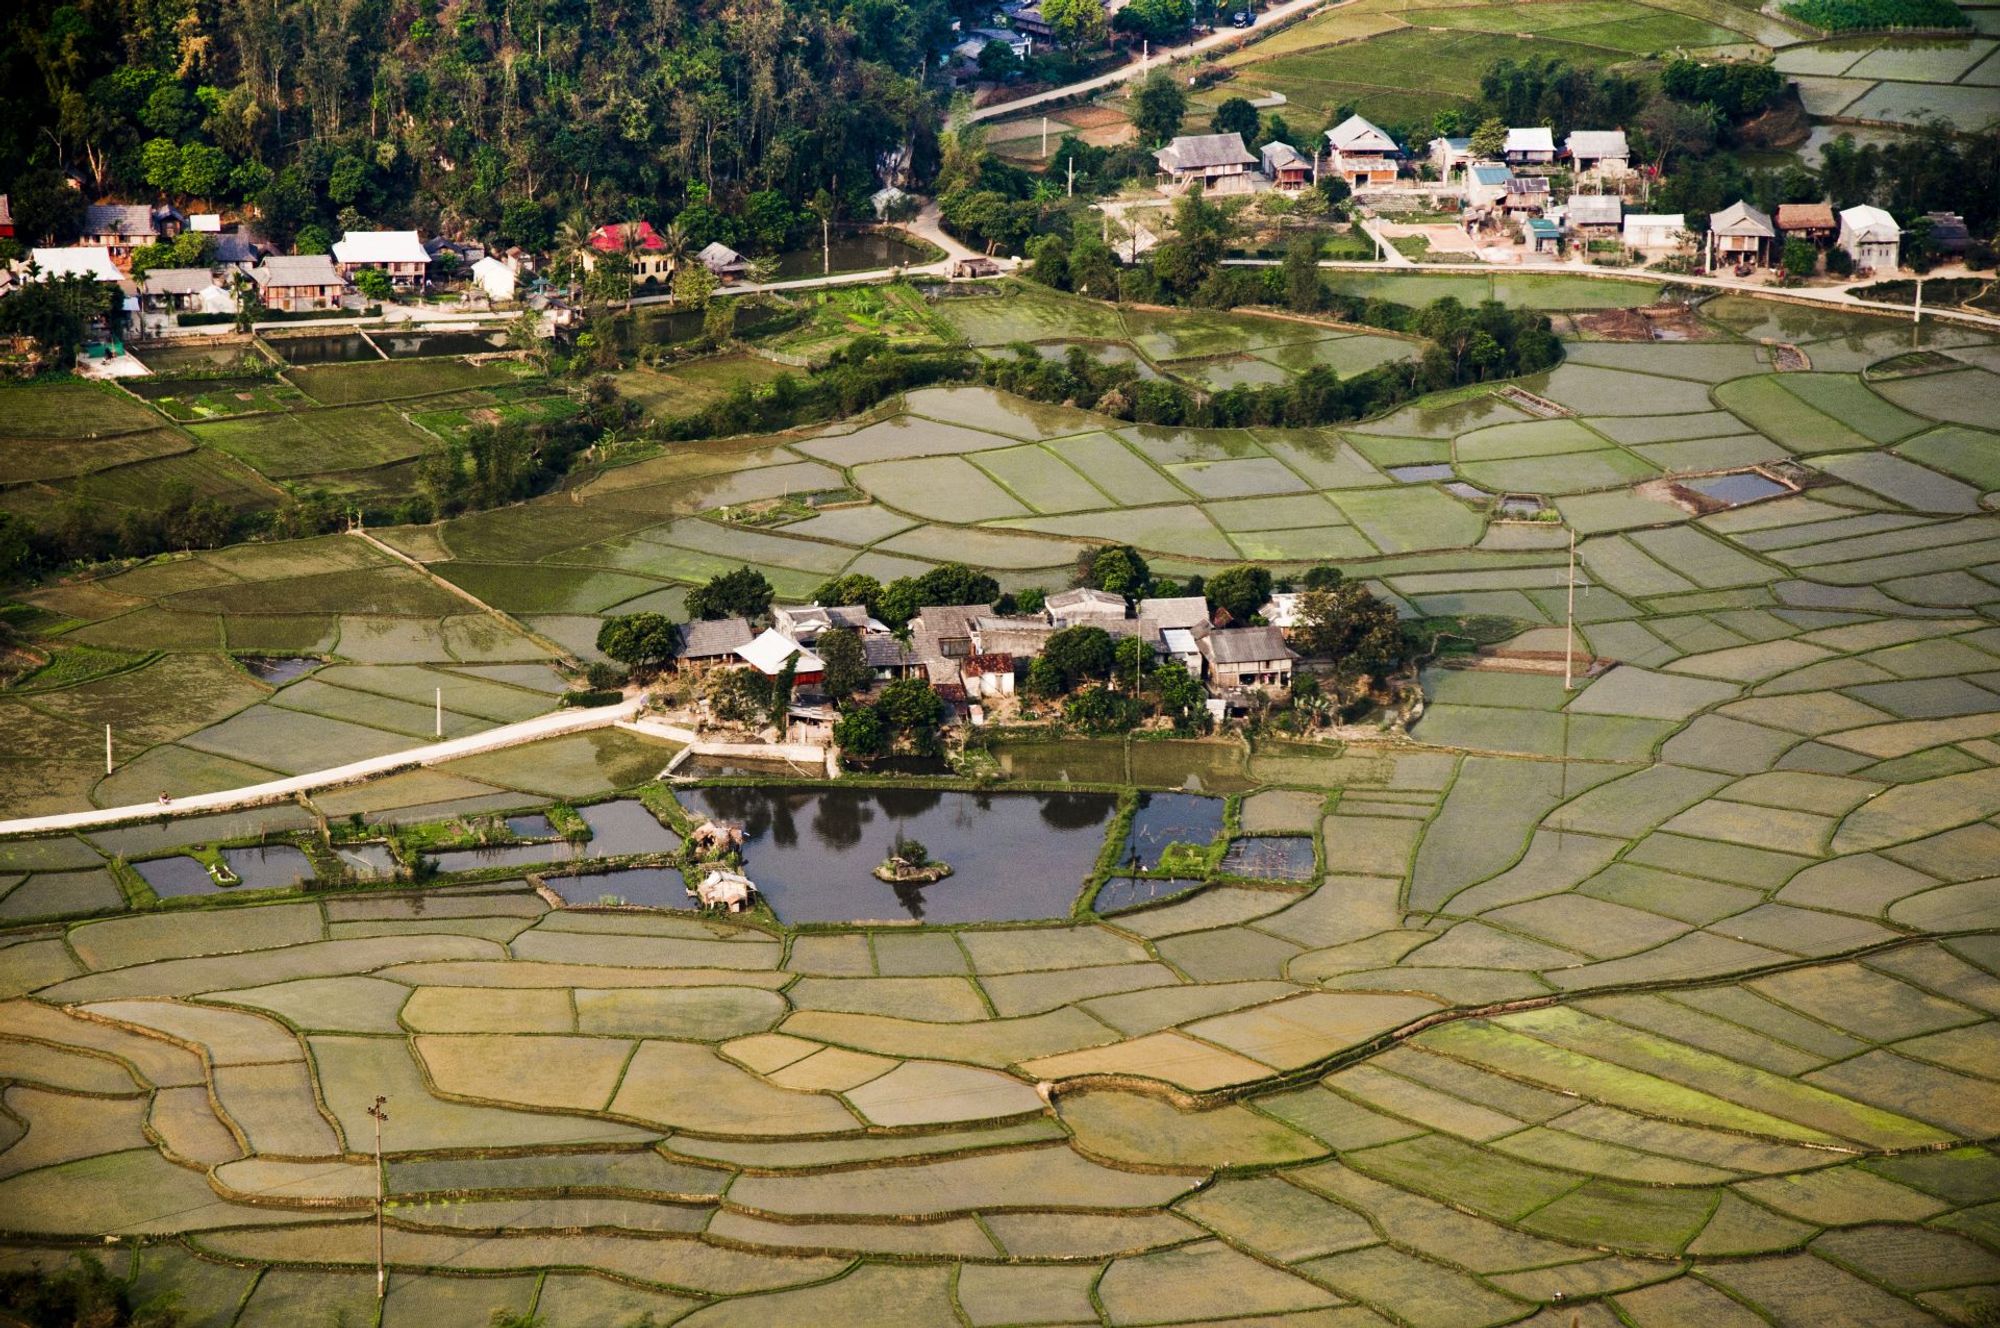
[874,833,952,885]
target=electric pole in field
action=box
[368,1095,389,1299]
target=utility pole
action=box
[1563,527,1578,692]
[105,725,112,775]
[1067,155,1074,197]
[434,688,442,738]
[368,1096,389,1300]
[1042,116,1049,159]
[1913,274,1923,348]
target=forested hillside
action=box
[1,0,948,250]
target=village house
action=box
[1462,164,1514,211]
[1776,203,1837,247]
[771,604,883,643]
[1136,595,1210,673]
[1622,212,1687,255]
[971,615,1057,660]
[912,604,992,665]
[1923,211,1971,256]
[673,617,755,672]
[1044,587,1128,628]
[79,204,181,272]
[1199,626,1297,697]
[1565,130,1630,178]
[1838,204,1901,272]
[864,634,924,681]
[585,221,677,281]
[1325,115,1400,188]
[1563,194,1623,239]
[469,256,517,302]
[249,254,346,312]
[1155,133,1258,193]
[1503,127,1557,168]
[962,653,1016,699]
[1526,217,1563,254]
[949,255,1002,280]
[953,27,1032,68]
[332,230,430,288]
[1260,141,1313,191]
[699,241,750,281]
[1426,136,1474,181]
[1503,175,1551,216]
[1008,3,1057,40]
[21,247,138,322]
[140,267,236,316]
[0,194,13,240]
[1708,200,1776,270]
[734,628,823,686]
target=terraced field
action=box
[4,280,2000,1322]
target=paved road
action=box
[0,700,643,838]
[961,0,1355,124]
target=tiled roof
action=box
[83,204,158,237]
[1157,133,1256,171]
[675,617,754,659]
[1201,626,1297,665]
[253,254,342,287]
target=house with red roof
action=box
[585,221,677,282]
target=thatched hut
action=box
[695,870,757,912]
[689,819,746,857]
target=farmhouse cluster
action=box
[669,584,1304,730]
[1151,114,1961,276]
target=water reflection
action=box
[677,787,1116,923]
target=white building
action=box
[1503,127,1556,166]
[469,255,518,302]
[1622,213,1687,253]
[1838,205,1901,272]
[331,230,430,287]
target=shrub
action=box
[560,688,623,707]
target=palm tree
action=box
[659,220,691,276]
[619,222,645,310]
[553,210,594,303]
[746,255,780,287]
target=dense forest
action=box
[1,0,951,252]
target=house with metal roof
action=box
[140,268,236,315]
[332,230,430,287]
[698,242,749,280]
[1463,163,1514,210]
[734,629,823,683]
[1045,587,1128,627]
[1326,115,1400,187]
[1154,133,1257,191]
[1564,130,1630,176]
[1708,200,1776,269]
[1838,205,1900,272]
[1260,141,1313,191]
[1198,626,1298,696]
[1564,194,1623,236]
[79,204,180,271]
[1622,213,1687,253]
[249,254,346,312]
[1427,136,1474,181]
[1503,127,1556,166]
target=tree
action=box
[1084,545,1150,597]
[1292,583,1407,678]
[817,628,871,704]
[595,612,678,673]
[1115,0,1194,44]
[877,677,947,754]
[1282,230,1326,313]
[1043,626,1116,690]
[769,651,800,732]
[0,274,111,368]
[1302,564,1344,590]
[876,564,1000,627]
[811,574,885,616]
[708,668,771,725]
[673,261,717,310]
[1211,98,1260,143]
[1065,684,1143,733]
[353,267,394,301]
[1152,661,1205,729]
[1781,235,1818,278]
[1132,70,1188,147]
[1468,117,1508,160]
[979,39,1023,80]
[834,703,890,760]
[1043,0,1109,52]
[686,566,774,620]
[1204,565,1273,621]
[1025,655,1065,700]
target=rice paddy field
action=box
[1171,0,1992,144]
[4,279,2000,1322]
